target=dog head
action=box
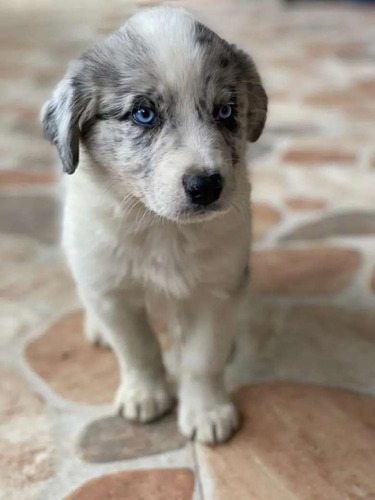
[42,7,267,221]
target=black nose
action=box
[182,173,223,206]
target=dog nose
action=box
[182,173,223,206]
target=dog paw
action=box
[115,377,174,423]
[178,401,240,444]
[84,316,110,348]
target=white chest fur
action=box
[63,168,250,303]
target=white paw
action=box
[115,377,174,423]
[178,401,240,444]
[84,316,110,348]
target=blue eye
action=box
[217,104,232,120]
[132,107,157,126]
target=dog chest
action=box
[123,224,202,299]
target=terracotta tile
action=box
[336,41,372,61]
[304,89,359,108]
[304,41,339,58]
[197,383,375,500]
[0,170,55,186]
[343,104,375,122]
[78,413,184,462]
[66,468,195,500]
[26,311,119,404]
[282,147,356,165]
[246,304,375,391]
[252,203,280,241]
[252,247,359,296]
[0,368,53,497]
[281,212,375,241]
[285,197,326,211]
[353,79,375,98]
[0,194,59,245]
[25,310,171,405]
[1,62,27,79]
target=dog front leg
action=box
[177,295,241,444]
[80,287,174,422]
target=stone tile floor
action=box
[1,0,375,498]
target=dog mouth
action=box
[139,194,232,224]
[172,202,231,223]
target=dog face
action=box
[42,7,267,221]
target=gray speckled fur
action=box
[42,9,267,182]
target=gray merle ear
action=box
[41,73,93,175]
[234,47,268,143]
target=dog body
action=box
[42,7,267,444]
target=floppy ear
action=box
[41,78,87,175]
[234,48,268,143]
[246,76,268,143]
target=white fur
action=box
[63,150,250,441]
[43,7,267,444]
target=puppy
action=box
[41,6,267,444]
